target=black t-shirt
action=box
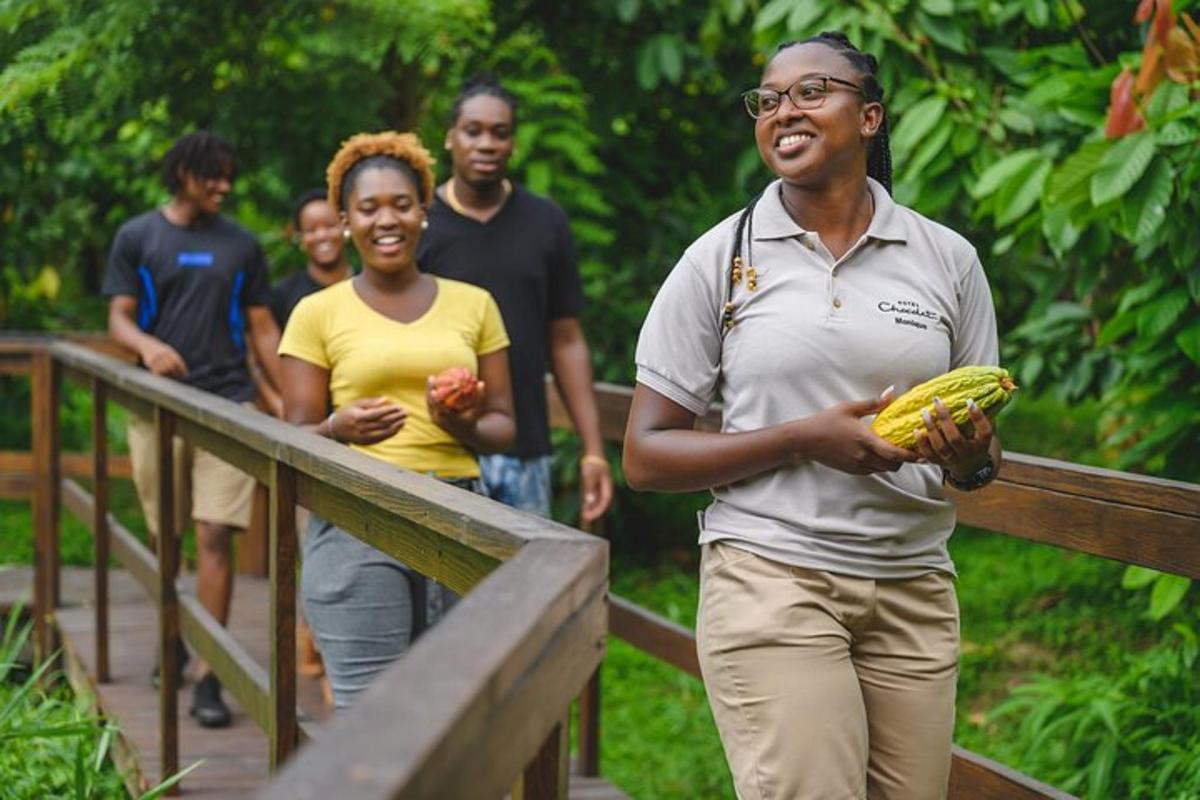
[102,210,270,402]
[270,269,323,329]
[418,184,585,457]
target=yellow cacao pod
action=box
[871,366,1017,450]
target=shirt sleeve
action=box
[476,290,511,355]
[277,295,330,369]
[547,206,585,320]
[101,223,141,298]
[634,252,723,416]
[242,240,271,308]
[949,248,1000,369]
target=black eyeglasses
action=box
[741,75,866,119]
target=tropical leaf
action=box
[1091,132,1157,206]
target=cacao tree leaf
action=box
[1095,311,1138,347]
[753,0,793,31]
[996,157,1050,226]
[917,12,969,53]
[635,42,658,90]
[1175,320,1200,365]
[786,2,825,33]
[615,0,639,24]
[1155,121,1198,146]
[1126,156,1174,243]
[891,95,948,158]
[1148,573,1191,620]
[972,148,1042,199]
[1091,132,1156,206]
[657,35,683,84]
[1121,564,1160,589]
[1046,139,1110,208]
[1136,287,1190,340]
[920,0,955,16]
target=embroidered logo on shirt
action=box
[877,299,941,330]
[177,251,215,268]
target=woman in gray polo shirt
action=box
[625,32,1002,800]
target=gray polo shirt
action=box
[635,178,998,579]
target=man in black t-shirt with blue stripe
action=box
[102,131,284,728]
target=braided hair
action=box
[722,32,891,336]
[161,130,236,194]
[450,72,518,129]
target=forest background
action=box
[2,0,1199,797]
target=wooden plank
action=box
[179,594,272,734]
[32,350,61,662]
[261,539,608,800]
[61,478,160,602]
[105,381,154,421]
[93,379,111,683]
[0,450,133,480]
[576,668,601,777]
[268,462,298,769]
[998,452,1199,519]
[0,473,33,499]
[516,719,569,800]
[175,414,271,485]
[240,483,269,577]
[155,407,181,790]
[610,594,701,678]
[952,480,1200,579]
[57,618,150,798]
[949,745,1075,799]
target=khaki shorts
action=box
[126,409,256,538]
[697,540,960,800]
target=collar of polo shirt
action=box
[752,178,908,244]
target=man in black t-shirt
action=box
[102,131,285,729]
[419,76,613,523]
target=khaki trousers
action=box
[697,541,959,800]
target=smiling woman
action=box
[275,131,516,711]
[622,31,1004,800]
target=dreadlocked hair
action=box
[325,131,436,213]
[450,72,518,128]
[783,31,892,193]
[161,130,237,194]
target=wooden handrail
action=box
[14,336,606,798]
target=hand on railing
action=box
[139,338,188,378]
[327,398,407,445]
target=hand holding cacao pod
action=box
[428,366,485,413]
[871,366,1017,450]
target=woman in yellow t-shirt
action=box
[278,131,515,710]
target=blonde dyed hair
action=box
[325,131,436,211]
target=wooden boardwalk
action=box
[0,566,627,799]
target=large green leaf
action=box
[1090,132,1156,206]
[1148,573,1191,620]
[1125,156,1174,243]
[891,95,949,158]
[1136,288,1191,340]
[971,148,1042,199]
[1046,139,1110,208]
[995,157,1050,226]
[1175,320,1200,366]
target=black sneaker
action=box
[190,673,232,728]
[150,639,190,688]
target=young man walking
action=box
[103,130,284,727]
[419,77,613,523]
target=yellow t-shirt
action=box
[278,277,510,478]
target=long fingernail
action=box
[921,409,933,426]
[968,398,979,412]
[880,384,894,400]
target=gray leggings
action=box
[301,478,479,710]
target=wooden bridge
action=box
[2,333,1197,798]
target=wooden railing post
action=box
[576,667,601,777]
[515,717,569,800]
[268,461,298,769]
[155,406,180,791]
[31,349,61,663]
[92,378,110,682]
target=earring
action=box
[342,229,351,240]
[421,219,429,230]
